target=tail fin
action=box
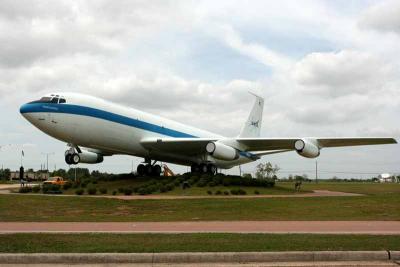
[239,93,264,138]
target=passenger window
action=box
[51,98,59,103]
[59,98,66,104]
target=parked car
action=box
[43,176,66,185]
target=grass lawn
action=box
[0,191,399,221]
[1,233,400,253]
[298,181,400,195]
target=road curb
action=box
[0,251,396,264]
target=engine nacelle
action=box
[78,150,104,164]
[294,139,320,158]
[206,142,239,161]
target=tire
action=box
[71,153,80,165]
[137,164,145,176]
[145,164,153,176]
[207,164,216,175]
[200,163,208,173]
[65,154,72,165]
[152,165,162,176]
[191,164,199,173]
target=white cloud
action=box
[292,50,392,98]
[359,0,400,35]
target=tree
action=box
[0,168,10,180]
[242,173,252,179]
[51,169,67,177]
[255,162,280,180]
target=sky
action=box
[0,0,399,178]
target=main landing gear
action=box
[191,163,217,175]
[137,159,162,176]
[65,150,80,165]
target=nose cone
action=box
[20,103,30,115]
[20,103,35,121]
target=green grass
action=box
[299,181,400,195]
[1,191,399,221]
[0,233,400,253]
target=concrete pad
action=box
[0,252,394,264]
[0,261,398,267]
[389,251,400,260]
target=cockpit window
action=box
[29,96,67,104]
[40,97,52,102]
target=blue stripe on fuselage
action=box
[20,103,197,138]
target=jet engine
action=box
[78,150,104,164]
[206,142,239,161]
[294,139,320,158]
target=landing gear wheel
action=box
[137,164,145,176]
[65,154,72,165]
[145,164,153,176]
[200,163,208,174]
[207,164,217,175]
[71,153,80,165]
[191,163,199,173]
[152,165,162,176]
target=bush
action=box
[62,182,72,190]
[87,187,97,195]
[18,186,32,193]
[112,190,117,195]
[32,185,41,193]
[124,188,133,195]
[137,187,151,195]
[42,184,61,194]
[230,189,238,195]
[80,181,88,188]
[254,190,260,195]
[223,191,229,195]
[215,190,222,195]
[99,188,107,194]
[160,186,168,193]
[75,189,84,195]
[237,188,247,195]
[207,190,213,195]
[118,187,125,193]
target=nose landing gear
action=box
[65,149,80,165]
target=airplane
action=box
[20,92,397,176]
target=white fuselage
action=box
[20,93,254,169]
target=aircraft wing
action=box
[141,137,397,155]
[236,137,397,151]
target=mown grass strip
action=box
[0,233,400,253]
[0,193,399,221]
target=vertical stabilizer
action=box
[239,93,264,138]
